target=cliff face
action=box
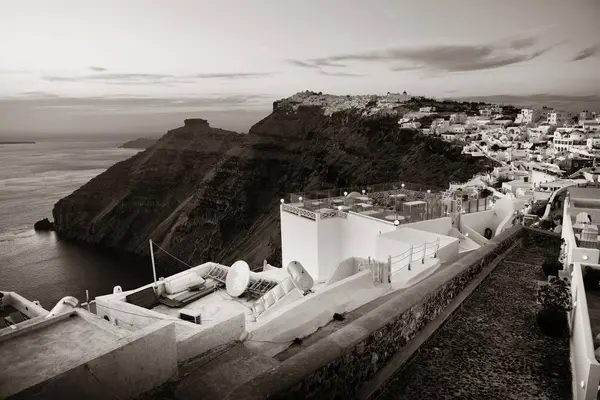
[53,93,495,273]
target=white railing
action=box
[281,204,317,221]
[389,238,441,274]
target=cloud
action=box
[390,65,424,72]
[509,37,537,50]
[571,43,600,61]
[0,93,274,114]
[42,71,273,85]
[285,60,321,69]
[89,66,107,71]
[299,35,560,73]
[317,70,363,77]
[191,72,272,79]
[310,58,347,68]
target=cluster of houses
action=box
[403,104,600,177]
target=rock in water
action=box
[34,218,54,231]
[52,92,496,273]
[118,137,157,149]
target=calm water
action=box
[0,140,154,309]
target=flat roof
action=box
[568,187,600,200]
[151,291,250,323]
[380,227,458,247]
[0,312,128,398]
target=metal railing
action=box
[389,237,441,274]
[286,181,444,204]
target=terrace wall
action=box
[570,262,600,400]
[225,225,528,400]
[11,318,178,400]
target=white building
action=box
[448,124,467,134]
[515,108,540,124]
[547,111,570,126]
[419,106,436,113]
[583,120,600,132]
[450,113,468,124]
[401,121,422,129]
[587,136,600,150]
[553,130,587,152]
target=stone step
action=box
[173,343,280,400]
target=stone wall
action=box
[225,225,526,400]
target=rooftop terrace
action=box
[282,181,493,225]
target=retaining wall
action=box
[225,225,527,400]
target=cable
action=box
[84,364,125,400]
[151,241,195,269]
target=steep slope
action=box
[53,92,495,273]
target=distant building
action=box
[559,158,595,175]
[448,124,467,133]
[588,136,600,150]
[583,120,600,132]
[401,121,421,129]
[552,130,587,152]
[547,111,570,126]
[450,113,468,123]
[441,132,457,141]
[515,108,540,124]
[419,106,436,113]
[479,108,492,117]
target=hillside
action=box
[52,92,496,274]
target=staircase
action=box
[252,277,298,318]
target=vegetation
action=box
[542,258,563,277]
[536,276,572,337]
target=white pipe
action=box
[150,239,157,287]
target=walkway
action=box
[376,241,572,400]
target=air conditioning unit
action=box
[179,308,202,324]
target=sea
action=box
[0,138,154,309]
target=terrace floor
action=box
[376,241,572,400]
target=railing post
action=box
[422,241,427,263]
[408,245,413,271]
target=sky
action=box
[1,0,599,135]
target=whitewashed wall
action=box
[341,212,396,262]
[570,263,600,400]
[317,216,343,282]
[281,207,320,281]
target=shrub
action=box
[542,258,563,277]
[538,219,555,231]
[537,276,572,312]
[536,276,571,337]
[536,309,569,337]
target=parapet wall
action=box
[225,225,527,400]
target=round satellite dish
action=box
[226,261,251,297]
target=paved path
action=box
[376,243,572,400]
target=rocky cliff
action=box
[53,93,495,274]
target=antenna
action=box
[226,260,251,297]
[149,239,157,288]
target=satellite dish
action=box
[226,260,251,297]
[286,261,314,292]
